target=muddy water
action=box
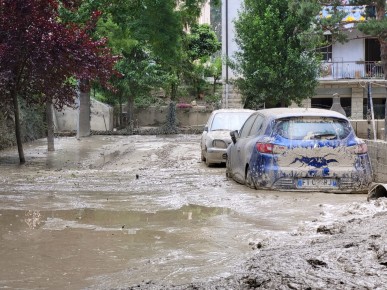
[0,135,374,289]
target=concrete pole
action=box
[77,79,91,139]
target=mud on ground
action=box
[129,208,387,290]
[0,135,386,290]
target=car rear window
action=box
[210,112,252,131]
[273,117,352,140]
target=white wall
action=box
[222,0,243,81]
[199,0,211,25]
[222,2,367,79]
[55,99,113,132]
[333,30,365,62]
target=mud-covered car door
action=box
[228,114,257,183]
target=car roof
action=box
[254,107,348,120]
[211,109,255,114]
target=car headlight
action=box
[212,140,227,149]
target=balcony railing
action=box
[318,61,384,80]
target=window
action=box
[317,35,332,62]
[273,117,351,140]
[210,112,253,131]
[249,115,265,136]
[240,114,258,138]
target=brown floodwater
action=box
[0,135,374,289]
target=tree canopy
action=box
[234,0,320,108]
[0,0,222,162]
[0,0,117,163]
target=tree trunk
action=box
[11,91,25,164]
[382,42,387,140]
[171,83,178,101]
[127,95,134,129]
[46,100,55,151]
[119,94,123,128]
[77,78,91,139]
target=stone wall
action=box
[351,120,385,140]
[365,140,387,183]
[55,99,114,132]
[134,105,212,129]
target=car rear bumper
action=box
[270,177,370,193]
[206,148,227,164]
[250,165,372,193]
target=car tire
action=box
[226,156,232,178]
[205,155,211,167]
[245,166,257,189]
[201,150,206,162]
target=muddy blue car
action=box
[226,108,372,193]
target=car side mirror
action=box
[204,126,208,132]
[230,130,239,144]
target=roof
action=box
[320,5,367,23]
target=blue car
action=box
[226,108,373,193]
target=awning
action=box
[320,6,367,23]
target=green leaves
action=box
[358,18,387,41]
[234,0,319,108]
[186,24,221,61]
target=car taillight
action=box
[256,143,287,154]
[256,143,274,153]
[348,143,368,154]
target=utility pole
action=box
[225,0,229,109]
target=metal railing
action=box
[319,61,384,80]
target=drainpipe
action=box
[225,0,229,109]
[367,82,377,141]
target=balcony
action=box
[318,61,384,80]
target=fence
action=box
[319,61,384,80]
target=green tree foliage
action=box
[205,56,222,95]
[63,0,215,103]
[186,24,221,61]
[184,24,221,99]
[234,0,320,108]
[0,0,116,163]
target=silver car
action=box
[201,109,255,166]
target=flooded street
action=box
[0,135,386,289]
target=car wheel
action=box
[245,166,257,189]
[205,155,211,167]
[201,150,206,162]
[226,156,232,178]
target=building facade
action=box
[199,0,211,25]
[221,0,386,120]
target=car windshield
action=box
[210,112,252,131]
[273,117,352,140]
